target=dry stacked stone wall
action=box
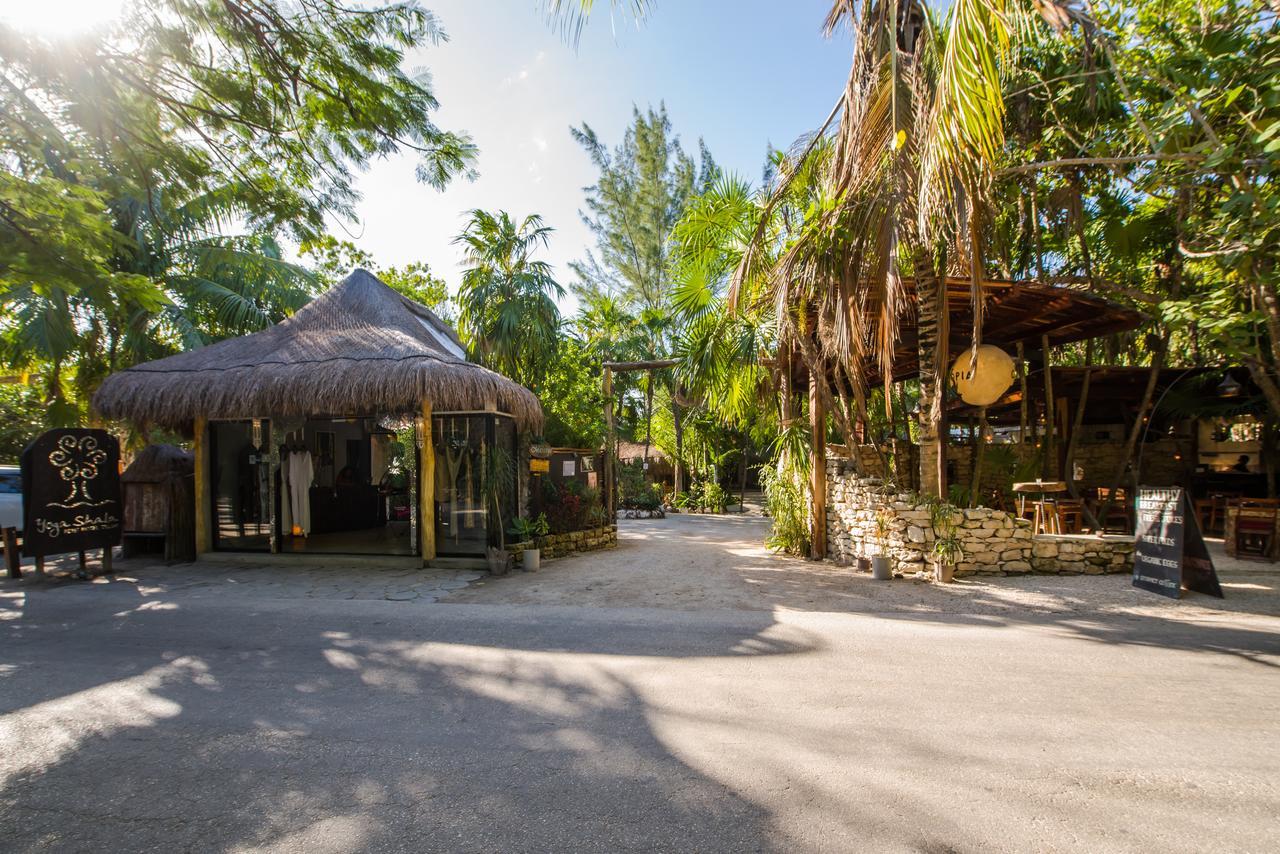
[826,459,1134,577]
[508,524,618,566]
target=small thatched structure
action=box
[121,444,195,563]
[93,269,542,430]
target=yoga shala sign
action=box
[22,429,122,558]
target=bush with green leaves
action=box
[509,513,550,544]
[618,460,662,511]
[760,460,809,555]
[0,383,47,462]
[540,478,606,534]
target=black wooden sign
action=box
[1133,486,1224,599]
[21,429,123,559]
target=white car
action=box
[0,465,21,533]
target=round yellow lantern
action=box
[949,345,1016,406]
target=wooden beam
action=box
[420,401,436,564]
[193,416,210,555]
[809,370,827,560]
[1041,335,1056,479]
[3,527,20,579]
[603,367,616,519]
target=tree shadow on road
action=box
[0,588,819,851]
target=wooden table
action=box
[1012,480,1069,535]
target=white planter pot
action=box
[522,548,540,573]
[871,555,892,581]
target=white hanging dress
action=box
[287,450,314,535]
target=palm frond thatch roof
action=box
[93,269,543,429]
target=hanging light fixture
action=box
[1217,373,1243,398]
[949,345,1017,406]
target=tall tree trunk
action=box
[809,369,827,559]
[969,408,989,508]
[1063,365,1103,531]
[1041,335,1057,479]
[672,396,685,496]
[913,247,947,498]
[1247,275,1280,423]
[1097,334,1169,524]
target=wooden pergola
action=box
[788,278,1145,558]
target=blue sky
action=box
[340,0,853,302]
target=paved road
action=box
[3,523,1279,852]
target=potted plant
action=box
[509,513,549,572]
[871,505,894,580]
[479,444,515,575]
[927,499,964,583]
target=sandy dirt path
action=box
[452,513,1280,628]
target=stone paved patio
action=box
[2,553,484,604]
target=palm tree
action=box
[0,182,318,422]
[454,210,565,391]
[721,0,1019,497]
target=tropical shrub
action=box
[509,513,550,543]
[675,479,731,513]
[618,460,662,511]
[760,461,809,556]
[540,479,606,534]
[0,383,47,462]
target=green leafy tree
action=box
[572,105,715,489]
[299,235,453,321]
[1,1,477,419]
[454,210,564,391]
[540,335,605,447]
[0,382,46,461]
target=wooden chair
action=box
[1234,500,1279,560]
[1194,497,1217,537]
[1093,487,1132,535]
[1054,499,1085,534]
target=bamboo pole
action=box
[1016,342,1028,443]
[193,416,210,554]
[1064,367,1102,530]
[603,367,616,519]
[1041,335,1056,479]
[420,401,436,564]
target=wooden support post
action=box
[1041,335,1056,479]
[77,550,88,580]
[420,401,436,564]
[3,527,20,579]
[603,366,616,519]
[102,545,113,575]
[809,370,828,560]
[1056,395,1070,481]
[193,416,210,555]
[1016,341,1028,443]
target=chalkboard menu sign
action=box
[21,429,123,559]
[1133,486,1223,600]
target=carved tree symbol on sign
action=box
[48,435,111,509]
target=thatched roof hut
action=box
[121,444,194,482]
[93,269,542,429]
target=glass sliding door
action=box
[210,419,272,551]
[277,415,417,556]
[432,413,517,556]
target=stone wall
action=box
[825,459,1134,577]
[508,524,618,566]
